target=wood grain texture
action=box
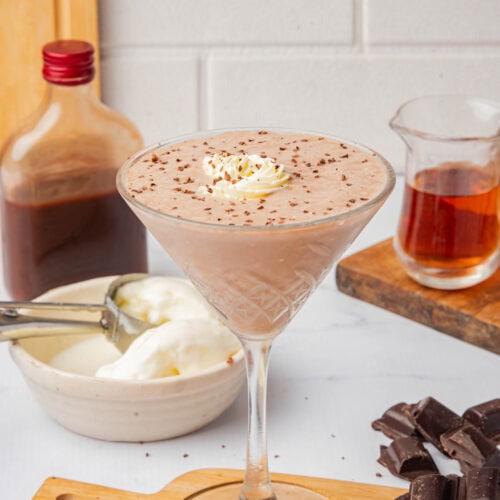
[54,0,100,92]
[34,468,406,499]
[336,238,500,354]
[0,0,99,146]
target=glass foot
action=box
[188,481,328,499]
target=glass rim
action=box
[389,94,500,143]
[116,127,396,232]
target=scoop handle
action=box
[0,301,107,341]
[0,301,107,313]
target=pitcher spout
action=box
[389,104,416,148]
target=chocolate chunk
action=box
[399,469,500,500]
[408,474,458,500]
[441,423,500,473]
[465,467,500,500]
[408,397,462,452]
[378,436,439,480]
[464,399,500,444]
[372,402,418,440]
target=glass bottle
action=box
[0,40,148,300]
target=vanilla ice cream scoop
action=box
[94,276,242,380]
[96,318,240,380]
[114,276,213,325]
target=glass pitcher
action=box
[390,95,500,289]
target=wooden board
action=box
[336,238,500,354]
[33,468,406,499]
[0,0,99,147]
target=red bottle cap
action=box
[42,40,95,86]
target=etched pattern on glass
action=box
[190,269,319,326]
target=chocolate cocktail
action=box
[117,129,395,499]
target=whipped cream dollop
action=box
[96,318,240,380]
[114,276,212,325]
[200,153,290,200]
[94,277,241,380]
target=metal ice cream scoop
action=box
[0,274,154,353]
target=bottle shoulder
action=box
[1,99,143,172]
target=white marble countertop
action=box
[0,177,498,499]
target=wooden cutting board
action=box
[336,238,500,354]
[0,0,99,146]
[34,468,406,499]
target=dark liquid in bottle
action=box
[397,163,498,269]
[2,185,148,299]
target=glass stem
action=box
[240,338,276,500]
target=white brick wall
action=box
[100,0,354,45]
[365,0,500,46]
[99,0,500,172]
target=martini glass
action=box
[117,128,395,499]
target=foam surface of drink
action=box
[126,130,388,226]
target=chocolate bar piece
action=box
[372,402,418,440]
[465,467,500,500]
[378,436,439,480]
[464,399,500,444]
[408,397,462,452]
[408,474,460,500]
[398,469,499,499]
[440,422,500,473]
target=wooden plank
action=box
[0,0,99,147]
[0,0,55,145]
[34,469,407,499]
[336,238,500,354]
[54,0,100,93]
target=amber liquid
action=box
[397,163,499,269]
[2,187,148,299]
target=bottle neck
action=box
[45,81,98,105]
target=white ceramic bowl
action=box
[9,276,245,442]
